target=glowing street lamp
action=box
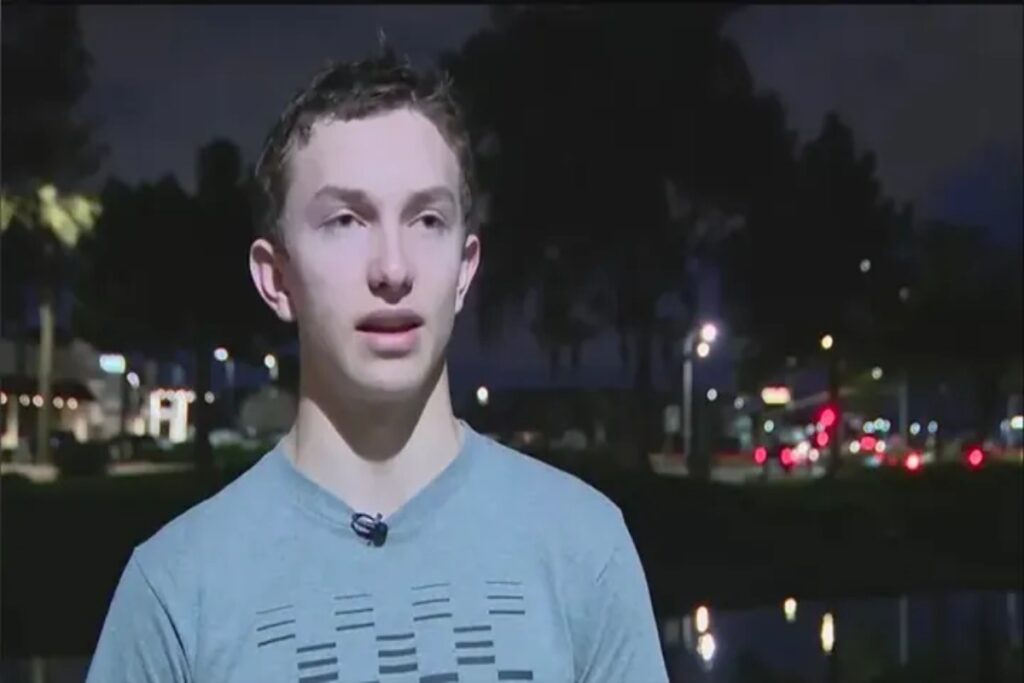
[264,353,279,381]
[821,612,836,654]
[784,597,798,623]
[476,385,490,406]
[682,322,722,464]
[821,334,834,351]
[213,347,229,362]
[871,367,884,381]
[695,605,710,634]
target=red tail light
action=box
[905,453,922,472]
[816,431,830,448]
[968,448,984,468]
[780,448,793,467]
[754,447,768,464]
[861,436,877,452]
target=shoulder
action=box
[468,429,631,564]
[131,452,280,589]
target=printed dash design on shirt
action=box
[254,580,534,682]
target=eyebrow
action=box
[310,185,456,211]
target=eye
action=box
[322,211,361,230]
[414,211,447,230]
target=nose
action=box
[367,225,413,299]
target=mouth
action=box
[355,310,424,335]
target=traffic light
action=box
[818,406,837,430]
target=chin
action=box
[349,359,437,403]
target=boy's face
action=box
[254,108,480,401]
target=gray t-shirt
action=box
[87,422,668,682]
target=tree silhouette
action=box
[77,140,289,472]
[1,5,105,463]
[443,5,791,465]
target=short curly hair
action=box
[252,45,476,244]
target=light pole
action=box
[682,323,718,471]
[214,347,235,425]
[264,353,279,383]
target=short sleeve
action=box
[86,551,192,683]
[573,514,669,682]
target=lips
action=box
[355,310,424,334]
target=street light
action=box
[214,347,235,419]
[860,259,872,273]
[476,385,490,406]
[264,353,279,382]
[871,366,884,381]
[782,598,798,626]
[821,334,834,351]
[821,612,836,654]
[706,388,718,402]
[682,322,720,467]
[695,605,710,634]
[213,347,229,362]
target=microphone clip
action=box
[351,512,389,547]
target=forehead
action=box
[285,108,460,207]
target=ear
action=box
[454,233,481,315]
[249,238,296,323]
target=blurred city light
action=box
[864,421,875,434]
[905,453,922,472]
[849,440,861,454]
[784,597,798,623]
[67,398,78,410]
[476,386,490,406]
[186,390,197,403]
[32,395,43,408]
[706,388,718,402]
[1011,415,1023,430]
[695,605,710,634]
[871,366,884,380]
[127,371,140,388]
[204,391,215,404]
[19,395,30,407]
[821,612,836,654]
[861,436,877,451]
[764,420,775,433]
[876,440,887,453]
[910,422,921,436]
[696,341,711,358]
[53,397,64,409]
[809,448,820,462]
[697,633,716,664]
[816,431,830,448]
[968,448,985,468]
[214,347,229,362]
[820,334,834,351]
[700,323,718,344]
[99,353,127,374]
[264,354,277,370]
[818,406,837,429]
[927,420,939,434]
[754,447,768,464]
[734,397,745,410]
[899,287,911,302]
[0,392,6,405]
[860,259,872,273]
[761,386,792,405]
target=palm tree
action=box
[1,185,101,463]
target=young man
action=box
[87,49,668,683]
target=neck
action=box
[283,355,464,517]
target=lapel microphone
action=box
[351,512,388,547]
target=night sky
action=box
[75,5,1023,399]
